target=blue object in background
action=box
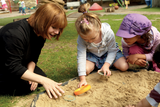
[145,0,152,8]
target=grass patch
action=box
[1,14,160,107]
[0,15,30,26]
[66,10,78,16]
[88,9,105,13]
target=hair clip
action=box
[80,18,89,24]
[83,11,88,14]
[83,18,89,24]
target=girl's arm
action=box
[77,36,87,76]
[102,29,116,76]
[77,36,88,87]
[27,61,39,91]
[145,26,160,61]
[145,39,160,61]
[105,30,117,65]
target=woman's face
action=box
[123,35,140,45]
[80,30,101,43]
[46,26,60,39]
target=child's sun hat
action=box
[116,13,152,38]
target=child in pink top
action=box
[116,13,160,72]
[126,44,160,107]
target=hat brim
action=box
[116,29,136,38]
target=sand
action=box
[33,69,160,107]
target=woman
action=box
[0,3,67,99]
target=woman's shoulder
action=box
[1,19,31,39]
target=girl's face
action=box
[123,35,141,45]
[46,26,60,39]
[80,31,101,43]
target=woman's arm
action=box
[21,70,64,99]
[27,61,35,73]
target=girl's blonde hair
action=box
[28,3,67,40]
[75,13,101,36]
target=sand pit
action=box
[31,69,160,107]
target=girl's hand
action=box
[42,78,64,99]
[134,59,146,66]
[78,76,87,88]
[78,79,87,88]
[98,62,111,76]
[29,81,38,91]
[98,68,111,76]
[126,55,138,64]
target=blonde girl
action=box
[75,8,129,88]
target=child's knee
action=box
[119,62,129,71]
[86,66,94,75]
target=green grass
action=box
[0,15,30,26]
[1,11,160,107]
[89,9,105,13]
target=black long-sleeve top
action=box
[0,19,46,82]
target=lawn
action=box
[0,8,160,107]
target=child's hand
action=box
[78,76,87,88]
[134,59,146,66]
[98,62,111,76]
[126,54,138,64]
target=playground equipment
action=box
[117,0,125,9]
[89,3,102,11]
[0,0,11,12]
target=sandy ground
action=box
[31,69,160,107]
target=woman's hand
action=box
[42,78,64,99]
[29,81,38,91]
[21,70,64,99]
[98,62,111,76]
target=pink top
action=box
[122,26,160,61]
